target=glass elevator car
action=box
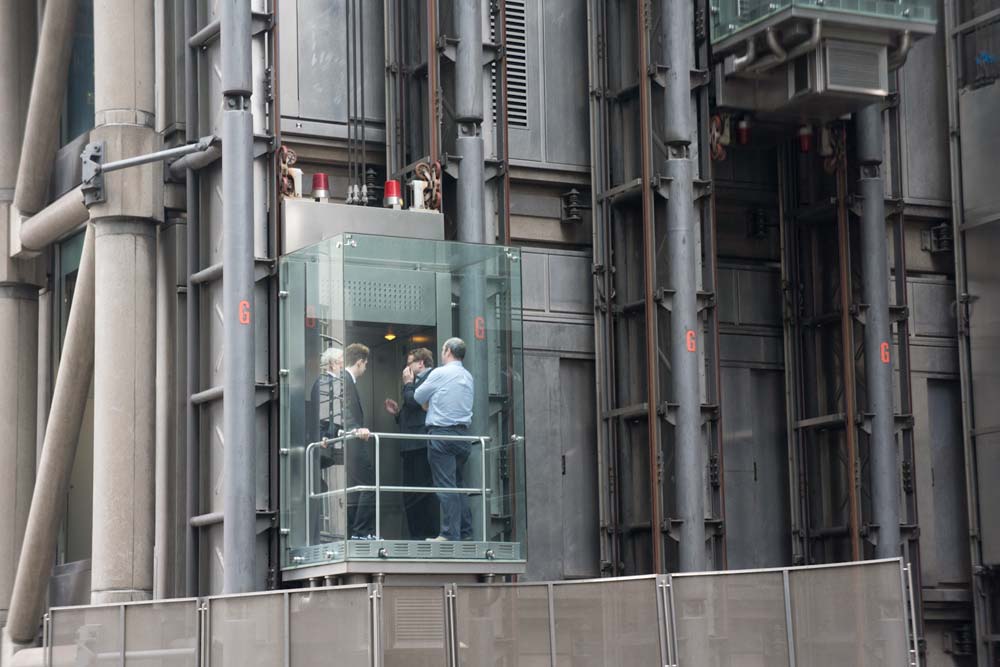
[279,233,526,579]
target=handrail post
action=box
[480,438,488,542]
[305,442,312,546]
[374,434,381,539]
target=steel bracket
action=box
[437,35,459,63]
[654,287,716,313]
[660,402,719,425]
[858,413,914,434]
[81,142,106,206]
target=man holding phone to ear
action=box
[384,347,438,539]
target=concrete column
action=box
[12,0,76,216]
[6,225,94,645]
[89,0,161,605]
[0,287,38,629]
[0,0,41,634]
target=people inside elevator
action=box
[307,346,344,542]
[383,347,439,539]
[343,342,376,539]
[309,346,344,443]
[414,337,475,542]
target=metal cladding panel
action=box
[965,218,1000,564]
[277,0,385,130]
[521,247,598,580]
[506,0,590,168]
[960,84,1000,226]
[721,367,791,569]
[912,377,970,587]
[899,26,951,205]
[280,199,444,255]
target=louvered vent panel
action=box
[393,597,445,643]
[827,46,882,92]
[490,1,529,128]
[504,0,529,128]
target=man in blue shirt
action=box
[414,337,475,541]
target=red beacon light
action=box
[384,179,402,209]
[311,173,330,201]
[798,125,813,154]
[737,118,750,145]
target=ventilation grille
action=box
[501,0,529,128]
[345,279,426,313]
[825,43,884,93]
[392,597,444,645]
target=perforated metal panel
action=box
[342,268,437,326]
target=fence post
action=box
[782,569,796,667]
[656,576,674,666]
[282,592,290,667]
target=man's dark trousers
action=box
[401,446,438,539]
[427,424,473,541]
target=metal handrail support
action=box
[304,430,500,542]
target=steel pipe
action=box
[18,187,89,252]
[856,104,900,560]
[184,0,201,598]
[6,225,95,644]
[168,145,221,179]
[663,0,703,573]
[13,0,77,215]
[454,0,486,243]
[221,0,257,594]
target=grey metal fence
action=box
[45,558,918,667]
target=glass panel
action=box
[124,601,198,667]
[63,0,95,144]
[51,606,122,667]
[789,561,908,666]
[289,588,371,667]
[279,234,526,568]
[454,584,551,666]
[712,0,937,44]
[673,572,790,666]
[209,594,284,667]
[551,579,661,667]
[381,586,448,667]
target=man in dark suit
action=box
[384,347,438,539]
[342,343,374,539]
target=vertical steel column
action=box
[856,104,899,560]
[183,0,201,598]
[221,0,257,594]
[454,0,486,244]
[662,0,703,573]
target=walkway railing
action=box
[44,558,920,667]
[304,430,496,541]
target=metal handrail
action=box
[305,430,503,541]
